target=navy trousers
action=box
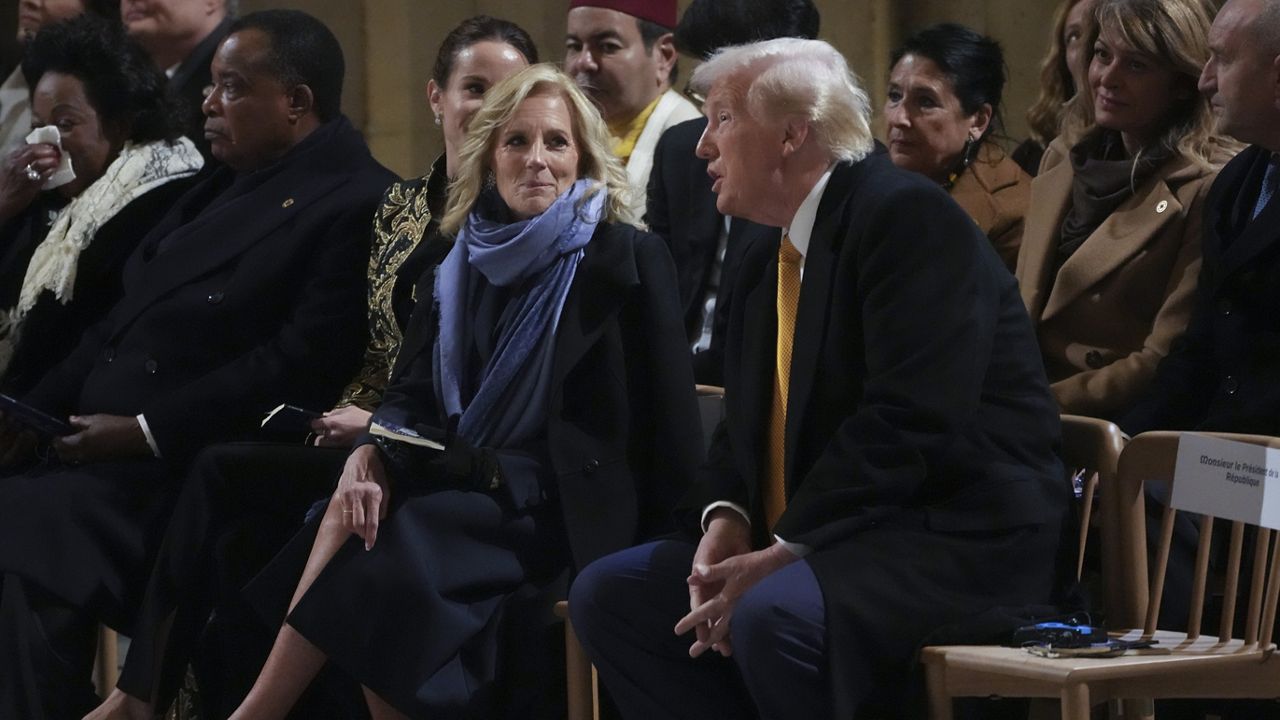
[570,540,827,720]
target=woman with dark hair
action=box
[0,13,201,394]
[1014,0,1098,176]
[885,23,1030,270]
[1015,0,1236,419]
[83,16,537,720]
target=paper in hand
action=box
[24,126,77,191]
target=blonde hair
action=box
[1027,0,1094,144]
[1063,0,1228,169]
[440,63,635,235]
[690,38,874,163]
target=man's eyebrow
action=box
[566,30,625,43]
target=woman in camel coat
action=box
[1015,0,1236,419]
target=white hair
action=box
[690,37,874,163]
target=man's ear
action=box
[780,116,812,158]
[653,33,678,88]
[287,84,316,124]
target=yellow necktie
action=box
[765,234,801,529]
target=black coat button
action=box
[207,291,224,304]
[103,347,115,363]
[583,459,600,474]
[1224,375,1239,395]
[1218,298,1232,316]
[1085,350,1107,369]
[144,359,159,375]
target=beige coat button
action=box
[1156,200,1168,213]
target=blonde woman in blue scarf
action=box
[232,64,703,720]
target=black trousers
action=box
[0,573,101,720]
[116,442,346,714]
[0,456,172,720]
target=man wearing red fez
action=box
[566,0,700,219]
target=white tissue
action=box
[24,126,77,191]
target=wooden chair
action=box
[922,430,1280,719]
[556,384,728,720]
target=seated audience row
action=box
[89,16,540,719]
[0,0,1275,717]
[0,9,393,717]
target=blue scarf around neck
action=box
[434,179,605,447]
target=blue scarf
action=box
[435,179,604,447]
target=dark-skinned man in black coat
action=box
[0,11,395,719]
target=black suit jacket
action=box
[1122,145,1280,435]
[0,176,199,395]
[26,116,396,464]
[372,222,703,571]
[646,117,777,383]
[680,154,1068,714]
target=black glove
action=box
[427,417,501,489]
[431,430,504,491]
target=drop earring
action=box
[434,113,442,127]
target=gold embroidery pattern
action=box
[337,174,438,410]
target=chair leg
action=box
[1060,684,1091,720]
[564,614,596,720]
[94,625,119,697]
[923,661,954,720]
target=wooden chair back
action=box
[1109,431,1280,646]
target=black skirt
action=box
[247,459,570,718]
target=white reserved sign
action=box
[1172,434,1280,530]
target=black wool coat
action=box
[0,117,395,631]
[0,175,199,395]
[646,117,778,384]
[374,222,704,571]
[1122,145,1280,436]
[679,153,1069,717]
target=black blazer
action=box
[679,154,1068,714]
[26,116,397,464]
[682,154,1065,540]
[646,117,778,383]
[1122,145,1280,435]
[372,222,703,571]
[0,176,199,395]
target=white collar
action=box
[783,164,836,258]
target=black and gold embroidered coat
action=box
[337,157,450,410]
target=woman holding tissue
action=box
[0,14,202,394]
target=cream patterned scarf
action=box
[0,137,203,374]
